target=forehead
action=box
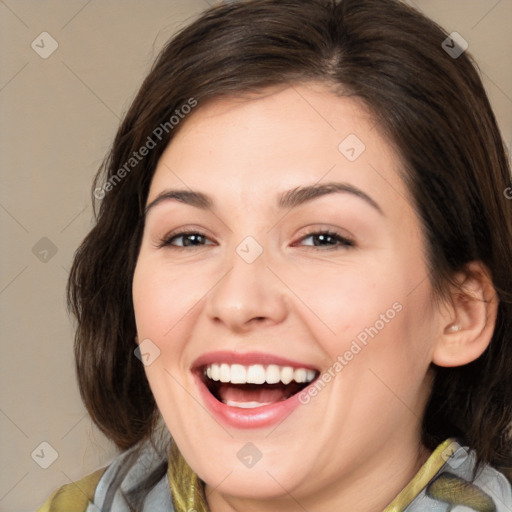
[148,83,412,219]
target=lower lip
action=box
[193,372,305,429]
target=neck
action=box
[205,436,431,512]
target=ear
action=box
[432,261,499,367]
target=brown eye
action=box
[297,230,355,249]
[159,231,215,248]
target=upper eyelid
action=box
[159,223,353,238]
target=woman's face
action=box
[132,83,443,502]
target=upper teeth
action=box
[204,363,316,385]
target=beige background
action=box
[0,1,511,510]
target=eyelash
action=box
[157,229,355,251]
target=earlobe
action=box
[432,262,498,368]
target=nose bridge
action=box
[205,232,287,329]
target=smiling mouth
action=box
[198,363,320,409]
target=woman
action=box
[39,0,512,510]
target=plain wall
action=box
[0,1,510,510]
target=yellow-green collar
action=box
[383,438,455,511]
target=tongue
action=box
[218,383,290,405]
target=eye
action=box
[156,229,354,250]
[158,230,215,249]
[294,230,355,250]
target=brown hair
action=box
[68,0,512,505]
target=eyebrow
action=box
[144,181,383,216]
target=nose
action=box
[204,240,288,333]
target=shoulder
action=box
[37,437,174,511]
[36,467,106,512]
[92,437,174,511]
[406,440,512,512]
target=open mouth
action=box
[197,363,320,409]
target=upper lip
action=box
[191,350,319,371]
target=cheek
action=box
[281,259,408,349]
[132,259,205,429]
[335,280,437,411]
[132,256,226,381]
[291,258,436,380]
[133,258,208,337]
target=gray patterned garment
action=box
[85,438,512,512]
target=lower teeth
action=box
[224,400,273,409]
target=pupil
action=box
[316,234,333,246]
[185,234,203,246]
